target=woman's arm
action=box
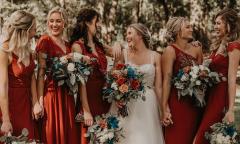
[103,43,122,59]
[0,49,12,133]
[79,84,93,126]
[31,73,43,120]
[225,49,240,123]
[161,46,175,126]
[72,43,93,126]
[153,52,163,118]
[37,52,47,117]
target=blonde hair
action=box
[129,23,152,49]
[47,6,67,35]
[210,8,240,54]
[165,17,188,44]
[1,10,35,66]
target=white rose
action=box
[67,63,75,72]
[60,56,68,64]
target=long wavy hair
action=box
[0,10,35,66]
[69,7,103,53]
[210,8,240,54]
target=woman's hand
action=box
[84,110,93,126]
[1,121,13,134]
[32,102,44,120]
[223,110,235,124]
[112,42,122,60]
[82,55,91,64]
[161,107,173,126]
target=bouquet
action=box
[0,128,39,144]
[46,52,93,103]
[173,60,226,107]
[205,122,240,144]
[103,63,146,117]
[85,114,123,144]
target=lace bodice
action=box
[124,49,155,88]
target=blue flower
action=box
[127,67,135,79]
[224,125,237,137]
[107,116,119,129]
[177,69,184,78]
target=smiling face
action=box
[178,20,193,40]
[126,27,142,49]
[47,12,65,36]
[214,16,227,38]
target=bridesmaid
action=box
[194,8,240,144]
[70,7,120,144]
[0,10,42,138]
[161,17,203,144]
[36,7,84,144]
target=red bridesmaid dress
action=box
[164,45,203,144]
[73,41,110,144]
[194,41,240,144]
[36,35,79,144]
[0,53,37,139]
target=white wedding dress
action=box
[109,50,165,144]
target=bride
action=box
[110,23,165,144]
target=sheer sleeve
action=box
[227,41,240,52]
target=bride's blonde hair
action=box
[1,10,35,66]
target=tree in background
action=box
[0,0,240,52]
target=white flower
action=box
[181,74,189,81]
[72,52,83,62]
[196,80,201,85]
[84,70,90,75]
[191,66,199,74]
[107,132,114,139]
[60,56,68,64]
[70,74,76,85]
[111,82,118,90]
[67,63,75,72]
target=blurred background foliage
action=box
[1,0,240,52]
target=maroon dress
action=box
[194,42,240,144]
[73,41,110,144]
[36,35,79,144]
[164,45,203,144]
[0,54,37,139]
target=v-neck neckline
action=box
[49,36,67,54]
